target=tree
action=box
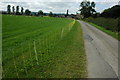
[66,9,69,16]
[91,2,96,14]
[38,10,44,16]
[49,11,53,17]
[12,6,15,14]
[16,6,19,15]
[21,7,24,15]
[79,0,96,18]
[65,9,69,17]
[91,2,95,8]
[7,5,11,14]
[100,5,120,18]
[25,9,31,15]
[118,1,120,5]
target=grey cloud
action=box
[0,1,117,14]
[0,2,79,14]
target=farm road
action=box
[78,20,119,78]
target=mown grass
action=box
[2,15,86,78]
[84,17,120,41]
[2,15,73,63]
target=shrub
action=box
[84,17,119,32]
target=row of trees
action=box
[7,5,54,16]
[7,5,25,15]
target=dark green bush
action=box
[85,17,120,32]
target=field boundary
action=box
[0,14,2,79]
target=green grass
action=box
[2,15,86,78]
[43,21,87,78]
[86,22,120,41]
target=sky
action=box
[0,0,119,14]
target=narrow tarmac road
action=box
[78,20,119,78]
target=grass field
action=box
[2,15,86,78]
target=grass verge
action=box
[44,21,87,78]
[85,21,120,41]
[26,21,87,78]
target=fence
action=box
[2,20,75,78]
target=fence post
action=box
[33,40,39,65]
[46,34,49,53]
[42,35,45,53]
[28,41,33,67]
[45,34,47,53]
[68,24,70,31]
[12,48,19,79]
[38,38,41,53]
[21,43,28,75]
[61,28,64,39]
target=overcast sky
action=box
[0,0,119,14]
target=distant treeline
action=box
[100,5,120,18]
[2,5,53,16]
[4,5,32,16]
[2,5,71,18]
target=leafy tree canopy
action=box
[79,0,96,18]
[100,5,120,18]
[49,11,53,17]
[25,9,31,15]
[38,10,44,16]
